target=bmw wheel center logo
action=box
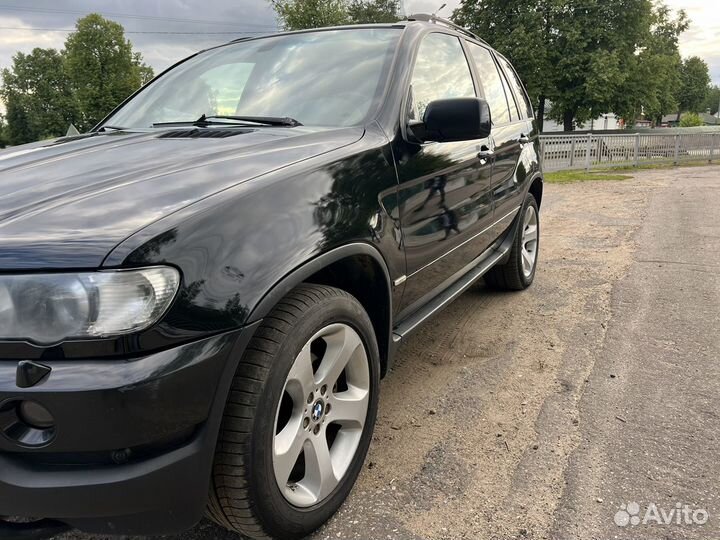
[311,399,325,422]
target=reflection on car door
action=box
[491,53,534,224]
[394,33,495,317]
[466,42,522,241]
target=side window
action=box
[467,43,510,125]
[498,65,520,121]
[408,33,476,122]
[499,56,533,119]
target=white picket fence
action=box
[539,132,720,172]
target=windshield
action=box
[104,28,401,129]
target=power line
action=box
[0,4,278,29]
[0,26,277,35]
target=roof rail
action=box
[229,36,257,44]
[404,13,489,46]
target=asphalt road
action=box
[60,165,720,540]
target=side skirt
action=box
[389,213,520,355]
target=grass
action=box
[545,160,720,184]
[545,170,632,184]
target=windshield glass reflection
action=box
[106,29,401,129]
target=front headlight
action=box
[0,267,180,345]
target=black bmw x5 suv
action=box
[0,15,542,540]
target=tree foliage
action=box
[545,0,652,131]
[703,85,720,115]
[612,5,687,126]
[65,14,153,130]
[348,0,400,23]
[270,0,399,30]
[677,56,710,115]
[0,48,78,145]
[0,113,8,148]
[0,13,153,144]
[270,0,349,30]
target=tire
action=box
[484,193,540,290]
[207,284,380,540]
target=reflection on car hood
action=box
[0,126,364,269]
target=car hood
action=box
[0,126,363,269]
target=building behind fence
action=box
[540,129,720,172]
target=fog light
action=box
[17,401,54,429]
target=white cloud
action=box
[667,0,720,86]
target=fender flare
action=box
[248,243,395,373]
[526,170,544,207]
[249,242,393,321]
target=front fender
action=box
[102,127,403,356]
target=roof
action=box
[662,113,720,125]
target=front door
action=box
[394,32,495,317]
[466,42,526,239]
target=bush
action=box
[679,112,703,127]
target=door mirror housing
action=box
[409,97,492,143]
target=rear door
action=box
[394,32,495,316]
[492,53,535,221]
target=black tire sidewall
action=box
[249,292,380,539]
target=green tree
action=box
[270,0,349,30]
[0,48,78,145]
[64,13,153,130]
[679,112,702,127]
[612,4,687,127]
[703,85,720,116]
[270,0,400,30]
[676,56,710,118]
[348,0,400,23]
[0,112,8,148]
[547,0,653,131]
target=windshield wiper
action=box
[200,114,302,127]
[98,125,127,132]
[152,114,303,128]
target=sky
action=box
[0,0,718,110]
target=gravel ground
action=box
[58,165,720,540]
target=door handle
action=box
[518,134,530,145]
[477,148,495,161]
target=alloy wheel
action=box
[273,323,370,507]
[521,205,538,278]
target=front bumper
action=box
[0,322,259,536]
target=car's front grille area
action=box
[156,128,254,139]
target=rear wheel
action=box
[207,284,380,540]
[484,193,539,290]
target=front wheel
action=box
[484,193,540,290]
[207,284,380,540]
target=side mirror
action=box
[410,97,492,143]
